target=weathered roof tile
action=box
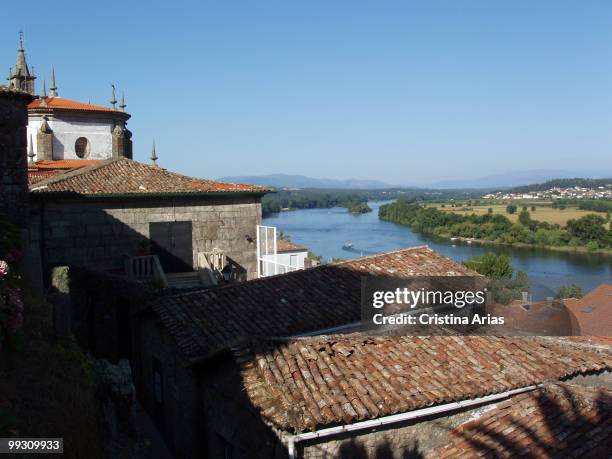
[151,246,480,360]
[29,158,270,196]
[430,382,612,458]
[235,335,612,433]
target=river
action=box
[263,201,612,299]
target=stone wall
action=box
[0,88,34,228]
[133,313,203,459]
[201,358,287,459]
[299,406,489,458]
[54,266,155,358]
[30,195,262,280]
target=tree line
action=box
[379,200,612,251]
[262,189,482,216]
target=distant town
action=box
[483,183,612,200]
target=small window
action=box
[75,137,90,158]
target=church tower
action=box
[7,32,36,95]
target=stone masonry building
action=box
[29,158,269,282]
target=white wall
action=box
[277,250,308,269]
[27,113,120,161]
[261,250,308,275]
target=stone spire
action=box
[39,115,53,134]
[150,141,158,166]
[41,79,47,98]
[49,65,58,97]
[9,32,36,95]
[110,84,117,109]
[28,134,35,164]
[37,116,54,161]
[119,91,126,112]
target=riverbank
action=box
[448,235,612,257]
[264,202,612,298]
[379,200,612,259]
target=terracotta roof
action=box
[28,97,121,114]
[28,160,103,187]
[487,299,574,335]
[431,382,612,458]
[29,158,270,196]
[235,335,612,433]
[28,170,61,185]
[150,246,481,361]
[31,159,103,170]
[276,240,308,252]
[563,284,612,335]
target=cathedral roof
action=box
[29,158,271,197]
[28,97,128,116]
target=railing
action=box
[259,259,300,277]
[125,255,168,288]
[196,249,227,286]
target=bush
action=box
[566,214,609,246]
[556,284,584,299]
[506,204,517,214]
[586,241,599,251]
[463,253,513,278]
[0,215,25,352]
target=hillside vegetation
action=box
[379,200,612,253]
[262,188,481,215]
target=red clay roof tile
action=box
[28,97,119,113]
[236,336,612,433]
[276,240,308,252]
[150,246,481,361]
[32,159,103,170]
[563,284,612,336]
[29,158,270,196]
[431,382,612,458]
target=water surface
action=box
[264,201,612,299]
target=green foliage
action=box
[566,214,609,245]
[488,271,530,305]
[556,284,584,299]
[534,227,566,246]
[344,201,372,214]
[0,214,24,351]
[464,253,529,305]
[506,204,517,215]
[578,200,612,213]
[518,208,531,226]
[261,188,482,215]
[379,200,611,250]
[379,201,513,241]
[463,253,513,278]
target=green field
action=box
[427,201,610,227]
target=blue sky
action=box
[2,1,612,186]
